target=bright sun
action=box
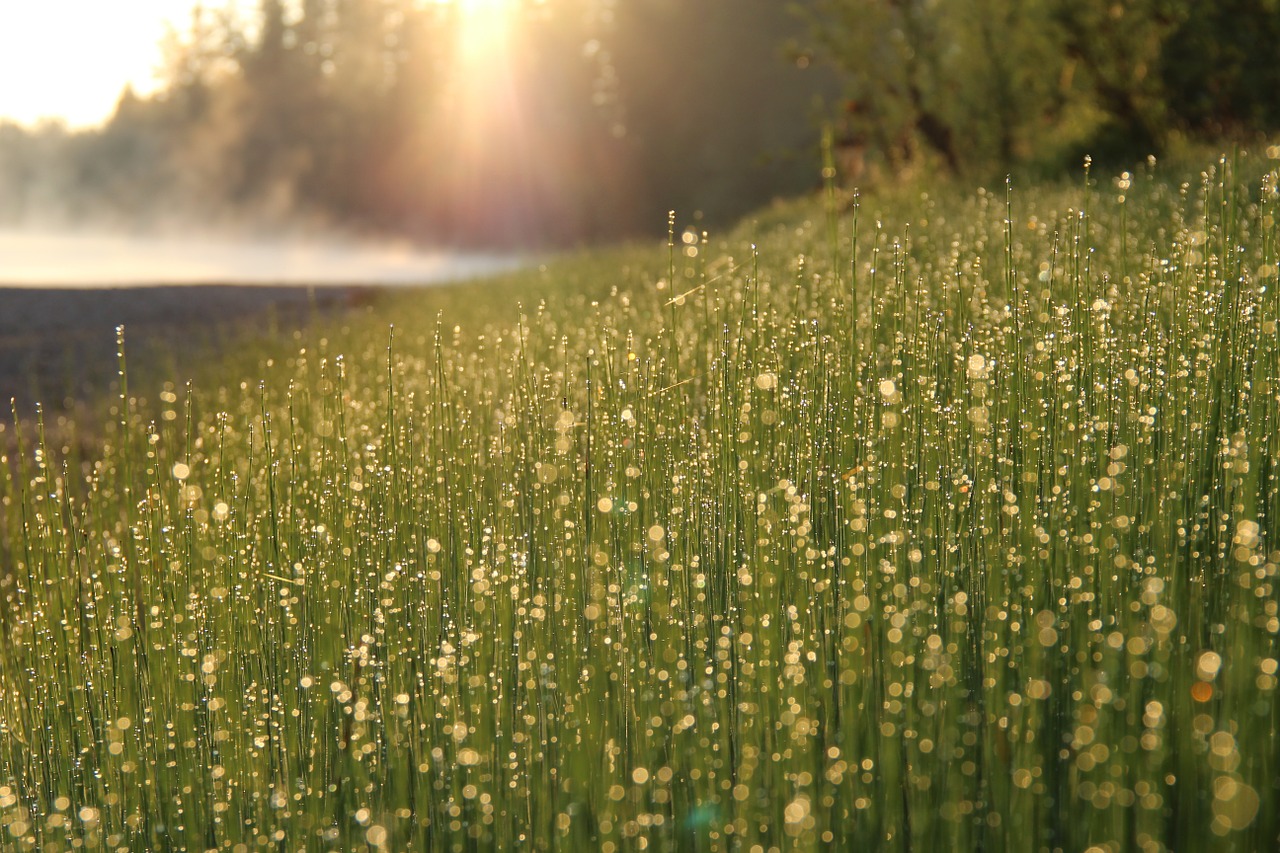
[432,0,521,47]
[435,0,520,15]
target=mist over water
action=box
[0,228,526,410]
[0,229,523,287]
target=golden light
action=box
[434,0,522,19]
[432,0,521,77]
[428,0,532,239]
[421,0,601,243]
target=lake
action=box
[0,229,525,408]
[0,228,521,287]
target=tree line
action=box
[0,0,835,247]
[2,1,1274,247]
[803,0,1280,179]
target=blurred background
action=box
[1,0,1277,250]
[0,0,837,250]
[1,0,1278,407]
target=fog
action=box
[0,229,523,287]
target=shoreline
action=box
[0,284,366,412]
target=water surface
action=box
[0,229,520,287]
[0,229,524,408]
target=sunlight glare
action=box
[427,0,532,237]
[0,1,200,128]
[435,0,520,17]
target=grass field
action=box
[2,151,1279,852]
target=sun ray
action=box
[434,0,521,18]
[424,0,542,240]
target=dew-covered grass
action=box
[2,152,1279,852]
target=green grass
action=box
[2,150,1279,852]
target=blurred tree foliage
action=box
[610,0,838,229]
[802,0,1280,178]
[0,0,836,246]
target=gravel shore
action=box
[0,285,364,412]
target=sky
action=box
[0,1,498,130]
[0,1,203,129]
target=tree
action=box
[804,0,1280,177]
[1160,0,1280,136]
[0,0,847,245]
[610,0,840,228]
[1049,0,1179,158]
[801,0,1068,176]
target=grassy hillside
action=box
[2,152,1279,852]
